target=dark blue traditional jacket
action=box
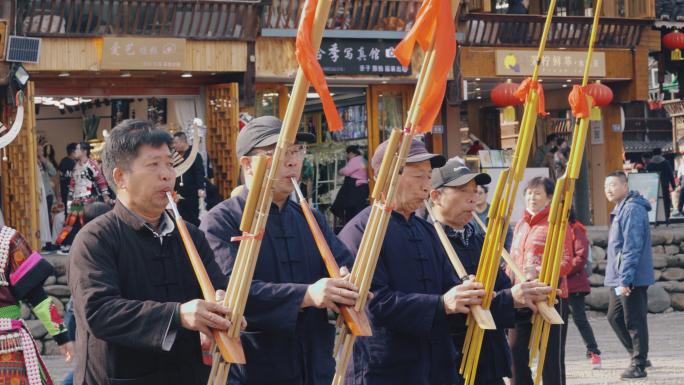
[200,187,354,385]
[441,222,515,383]
[338,207,465,385]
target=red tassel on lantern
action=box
[585,81,613,121]
[663,30,684,61]
[491,79,523,123]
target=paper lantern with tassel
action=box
[663,30,684,61]
[491,79,523,122]
[585,81,613,121]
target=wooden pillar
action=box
[590,104,623,225]
[243,42,256,107]
[425,106,444,155]
[446,103,461,157]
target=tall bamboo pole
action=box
[529,2,603,384]
[459,1,561,384]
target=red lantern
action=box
[585,81,613,121]
[663,30,684,61]
[491,79,523,122]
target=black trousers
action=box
[567,293,600,357]
[663,190,672,221]
[607,286,649,367]
[678,185,684,214]
[509,297,569,385]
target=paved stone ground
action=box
[42,312,684,384]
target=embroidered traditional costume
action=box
[55,159,109,245]
[0,227,70,385]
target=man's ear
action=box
[113,168,127,191]
[239,156,252,176]
[430,189,440,205]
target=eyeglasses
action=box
[248,145,307,159]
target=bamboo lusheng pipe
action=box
[529,2,603,384]
[423,200,496,330]
[291,178,372,336]
[211,0,335,378]
[460,1,560,383]
[470,213,526,280]
[165,192,246,365]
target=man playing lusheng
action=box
[429,161,557,385]
[201,116,366,385]
[67,120,243,384]
[338,139,487,385]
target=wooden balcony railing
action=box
[18,0,261,40]
[623,117,672,132]
[463,13,653,49]
[261,0,422,30]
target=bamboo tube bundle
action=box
[458,2,562,384]
[165,192,246,368]
[471,214,527,284]
[528,2,603,384]
[208,0,339,379]
[331,2,458,383]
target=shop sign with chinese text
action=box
[495,50,606,77]
[317,38,411,76]
[101,37,185,70]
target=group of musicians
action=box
[66,116,559,385]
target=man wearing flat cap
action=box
[338,139,488,385]
[428,161,557,385]
[200,116,364,385]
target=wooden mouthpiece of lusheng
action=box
[214,327,246,363]
[300,199,341,278]
[372,128,402,200]
[175,217,216,301]
[535,301,564,324]
[470,305,497,330]
[173,213,245,363]
[240,155,269,232]
[299,197,372,336]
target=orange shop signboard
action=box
[101,37,186,70]
[495,50,606,77]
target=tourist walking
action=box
[566,207,602,369]
[604,171,655,379]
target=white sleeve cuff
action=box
[161,313,178,351]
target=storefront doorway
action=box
[255,83,414,230]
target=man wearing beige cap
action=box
[338,139,487,385]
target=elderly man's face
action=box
[242,143,305,202]
[395,160,432,214]
[433,180,478,230]
[119,144,176,212]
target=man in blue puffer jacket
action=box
[604,171,655,380]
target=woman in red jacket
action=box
[566,207,602,369]
[507,176,573,385]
